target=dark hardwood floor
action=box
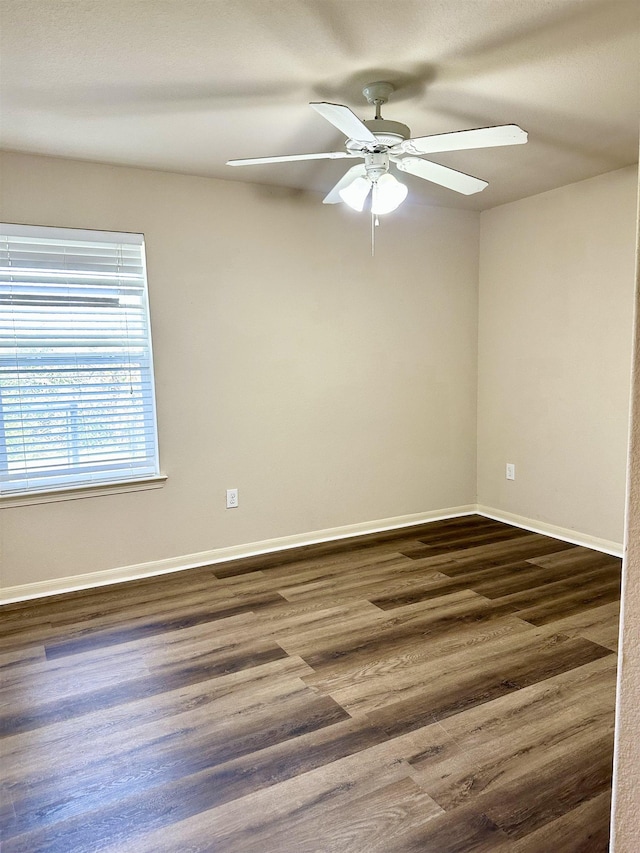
[0,515,621,852]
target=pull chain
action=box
[370,212,380,257]
[371,210,375,256]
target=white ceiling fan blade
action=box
[310,102,377,143]
[397,125,528,156]
[323,164,367,204]
[395,157,488,195]
[227,151,356,166]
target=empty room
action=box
[1,1,640,851]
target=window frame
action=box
[0,223,164,504]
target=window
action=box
[0,224,161,497]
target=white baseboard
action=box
[477,505,623,558]
[2,503,622,604]
[0,505,476,604]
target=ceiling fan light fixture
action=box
[371,173,408,215]
[339,176,372,211]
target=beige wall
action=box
[611,165,640,852]
[0,151,480,590]
[477,167,638,545]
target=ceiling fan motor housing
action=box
[363,118,410,146]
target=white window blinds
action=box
[0,224,160,495]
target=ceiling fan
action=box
[227,81,528,214]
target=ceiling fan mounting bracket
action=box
[362,81,396,121]
[362,81,395,107]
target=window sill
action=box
[0,475,168,508]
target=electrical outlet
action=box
[226,488,239,508]
[506,463,515,481]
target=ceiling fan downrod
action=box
[359,82,411,146]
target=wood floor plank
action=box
[515,577,621,626]
[277,563,448,605]
[0,571,222,631]
[424,530,533,552]
[401,533,576,565]
[42,591,288,659]
[282,590,516,670]
[369,556,614,611]
[431,653,616,750]
[0,644,46,669]
[471,555,619,599]
[481,731,614,839]
[0,612,256,694]
[414,519,524,544]
[335,626,612,724]
[1,717,388,853]
[0,515,620,852]
[387,804,514,853]
[2,656,315,781]
[251,598,384,643]
[229,777,443,853]
[509,790,611,852]
[543,600,620,651]
[412,666,615,812]
[405,525,532,555]
[95,726,450,853]
[3,683,350,839]
[527,547,621,570]
[0,635,290,736]
[0,622,55,653]
[304,616,533,697]
[486,564,620,610]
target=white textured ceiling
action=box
[0,0,638,210]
